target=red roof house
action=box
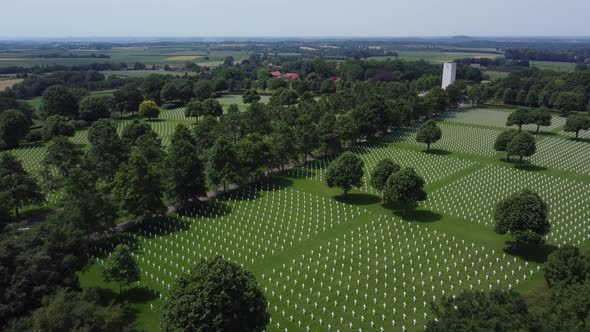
[270,71,282,78]
[284,73,299,79]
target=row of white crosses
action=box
[384,123,501,157]
[261,215,536,332]
[441,108,566,132]
[422,165,590,246]
[94,183,362,296]
[531,138,590,176]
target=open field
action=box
[529,60,576,72]
[0,78,23,90]
[370,51,502,63]
[100,70,195,78]
[61,107,590,330]
[483,70,509,80]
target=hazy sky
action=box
[2,0,589,37]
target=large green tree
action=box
[207,138,240,192]
[0,153,44,217]
[383,167,427,208]
[161,256,269,332]
[416,120,442,151]
[426,289,529,332]
[370,158,400,203]
[506,107,532,132]
[164,125,206,205]
[494,189,550,246]
[113,84,143,116]
[326,152,364,198]
[41,115,75,141]
[506,132,536,162]
[544,245,590,288]
[40,85,78,119]
[102,244,140,294]
[494,129,519,160]
[530,107,552,134]
[0,109,29,148]
[84,119,124,181]
[78,95,113,122]
[112,149,166,220]
[564,113,590,140]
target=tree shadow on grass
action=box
[535,131,558,137]
[382,202,442,223]
[146,118,165,123]
[503,241,558,264]
[514,164,547,172]
[353,142,388,155]
[569,137,590,143]
[334,193,380,206]
[424,149,451,156]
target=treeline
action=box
[506,48,590,64]
[33,53,111,59]
[482,67,590,114]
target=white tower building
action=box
[441,62,457,89]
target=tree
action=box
[0,109,29,148]
[370,159,400,203]
[320,80,336,94]
[294,113,318,164]
[564,113,590,140]
[102,244,140,294]
[503,88,516,105]
[242,89,261,104]
[269,121,296,172]
[235,133,271,181]
[494,129,519,160]
[445,82,465,107]
[78,95,113,122]
[416,120,442,151]
[468,85,486,105]
[525,90,540,107]
[41,115,75,141]
[269,88,299,106]
[326,152,364,198]
[506,132,536,162]
[494,189,550,246]
[516,89,527,105]
[506,107,532,132]
[161,256,269,332]
[112,149,166,220]
[426,289,529,332]
[193,80,213,101]
[164,125,206,205]
[32,289,130,332]
[554,91,582,116]
[120,119,153,153]
[201,98,223,117]
[0,153,44,217]
[425,87,450,116]
[383,167,427,208]
[544,245,590,288]
[540,281,590,332]
[43,136,83,179]
[530,107,552,134]
[84,119,124,181]
[40,85,78,118]
[142,74,170,105]
[193,116,220,152]
[58,167,117,234]
[207,138,240,192]
[138,100,160,119]
[161,79,193,104]
[113,84,143,116]
[317,112,340,156]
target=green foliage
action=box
[138,100,160,118]
[243,88,261,104]
[0,153,44,217]
[554,91,582,116]
[506,132,536,162]
[494,129,519,153]
[161,79,193,104]
[84,119,124,181]
[383,167,427,207]
[506,107,532,131]
[79,95,113,122]
[320,80,336,94]
[206,138,240,192]
[112,149,166,220]
[530,107,552,133]
[0,109,30,148]
[193,80,213,101]
[270,88,299,106]
[564,113,590,140]
[32,289,131,332]
[544,246,590,288]
[425,87,450,116]
[540,282,590,332]
[370,158,401,197]
[416,120,442,151]
[43,136,83,179]
[120,120,153,152]
[161,256,269,332]
[494,189,550,245]
[102,244,140,293]
[41,115,75,141]
[164,125,206,205]
[40,85,78,119]
[426,289,529,332]
[326,152,364,197]
[113,84,143,115]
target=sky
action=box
[1,0,589,38]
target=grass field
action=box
[370,51,502,63]
[483,71,509,80]
[530,61,576,72]
[0,78,23,90]
[59,106,590,331]
[101,70,195,78]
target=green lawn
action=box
[369,51,502,63]
[530,61,576,72]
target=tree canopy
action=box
[102,244,140,294]
[326,152,364,197]
[416,120,442,151]
[494,189,550,245]
[370,158,400,203]
[383,167,427,208]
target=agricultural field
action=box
[0,78,23,91]
[529,60,576,72]
[369,51,502,63]
[100,70,196,78]
[483,71,509,80]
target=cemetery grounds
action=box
[10,105,590,331]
